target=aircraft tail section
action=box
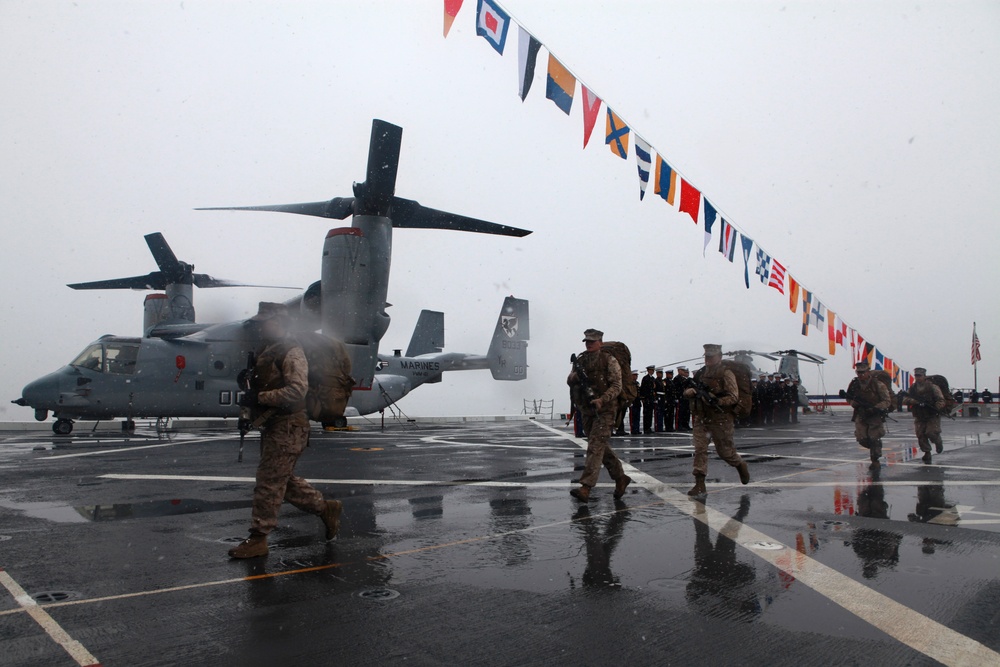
[406,310,444,357]
[486,297,529,380]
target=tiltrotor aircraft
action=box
[13,119,531,434]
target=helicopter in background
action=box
[13,119,531,434]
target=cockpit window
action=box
[105,344,139,375]
[70,343,139,374]
[70,344,104,371]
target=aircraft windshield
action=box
[70,343,139,374]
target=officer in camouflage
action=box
[568,328,632,502]
[682,344,750,497]
[228,302,344,559]
[901,367,946,463]
[846,361,892,470]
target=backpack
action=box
[602,341,636,408]
[927,374,957,414]
[719,359,753,418]
[871,370,896,412]
[295,331,355,426]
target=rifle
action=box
[839,387,894,421]
[680,376,724,412]
[569,353,597,409]
[236,351,256,463]
[898,390,956,420]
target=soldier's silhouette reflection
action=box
[847,479,901,579]
[686,496,759,620]
[570,500,630,590]
[906,467,954,553]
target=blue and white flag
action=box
[740,233,754,288]
[702,200,717,256]
[718,219,737,261]
[635,138,651,201]
[755,247,771,284]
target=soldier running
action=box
[682,344,750,497]
[228,302,344,558]
[845,361,892,471]
[567,329,632,502]
[901,367,946,463]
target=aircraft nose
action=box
[19,372,65,410]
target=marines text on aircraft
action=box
[13,119,531,434]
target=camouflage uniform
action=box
[847,372,892,465]
[903,376,945,456]
[248,339,326,536]
[689,363,745,477]
[569,348,626,490]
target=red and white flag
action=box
[767,259,786,293]
[972,323,982,365]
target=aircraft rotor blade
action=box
[192,274,298,290]
[144,233,186,278]
[194,197,355,220]
[390,197,532,237]
[68,273,168,290]
[353,119,402,216]
[771,350,826,364]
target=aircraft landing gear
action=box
[122,419,136,434]
[53,419,74,436]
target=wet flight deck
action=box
[1,412,999,666]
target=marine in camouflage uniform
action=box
[901,367,946,463]
[568,329,632,502]
[682,344,750,497]
[846,361,892,471]
[228,302,344,559]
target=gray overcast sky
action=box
[2,1,998,420]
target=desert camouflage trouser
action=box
[914,415,942,453]
[691,414,742,477]
[250,416,325,536]
[854,414,886,446]
[578,409,625,488]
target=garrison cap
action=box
[913,367,927,376]
[855,361,871,371]
[250,302,289,322]
[583,328,604,342]
[703,343,723,357]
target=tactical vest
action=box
[848,376,885,410]
[252,339,307,414]
[692,363,737,418]
[909,381,942,418]
[571,349,619,413]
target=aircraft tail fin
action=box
[406,310,444,357]
[486,297,529,380]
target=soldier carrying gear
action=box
[844,361,892,471]
[567,329,632,502]
[682,344,750,497]
[902,367,946,463]
[228,302,344,559]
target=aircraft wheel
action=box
[53,419,73,436]
[122,420,136,433]
[333,416,348,428]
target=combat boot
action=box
[922,452,932,464]
[228,534,268,559]
[570,485,591,502]
[613,475,632,499]
[321,500,343,540]
[687,474,707,497]
[934,440,944,454]
[736,461,750,485]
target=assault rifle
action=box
[569,353,597,407]
[236,351,256,463]
[679,376,724,412]
[839,387,895,421]
[899,390,956,420]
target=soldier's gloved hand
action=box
[238,391,258,408]
[902,397,915,406]
[236,369,252,390]
[682,388,696,399]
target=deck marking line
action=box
[0,569,101,666]
[531,419,1000,667]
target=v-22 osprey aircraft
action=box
[14,119,531,434]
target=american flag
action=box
[972,324,982,365]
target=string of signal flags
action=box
[442,0,915,389]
